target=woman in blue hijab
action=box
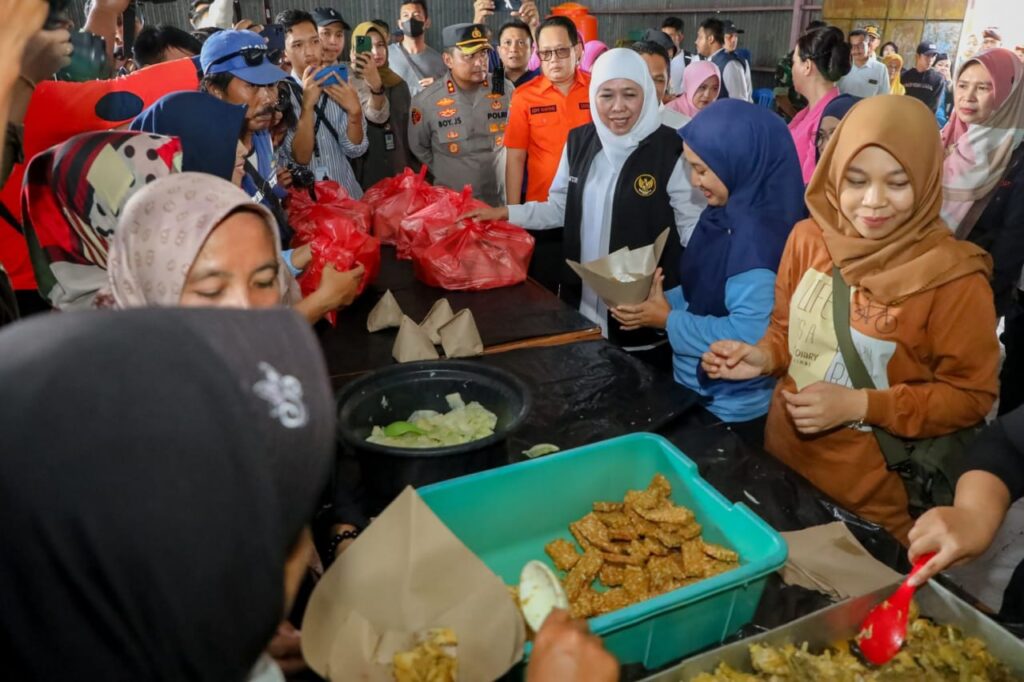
[130,91,247,182]
[612,99,806,433]
[815,94,860,161]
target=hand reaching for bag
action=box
[316,262,365,311]
[460,205,509,223]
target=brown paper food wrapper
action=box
[439,309,484,358]
[302,487,526,681]
[392,315,440,363]
[367,290,404,332]
[566,228,671,308]
[780,522,903,601]
[419,298,455,345]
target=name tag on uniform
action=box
[530,105,557,114]
[869,79,878,84]
[384,132,396,151]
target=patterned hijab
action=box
[21,131,182,309]
[105,172,297,308]
[808,95,992,305]
[940,48,1024,237]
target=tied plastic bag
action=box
[289,181,373,242]
[397,185,486,260]
[298,216,382,326]
[365,166,448,246]
[412,220,535,291]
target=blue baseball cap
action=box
[200,30,283,86]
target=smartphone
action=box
[355,35,373,54]
[316,64,348,86]
[260,24,285,52]
[504,0,523,11]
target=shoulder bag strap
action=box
[397,42,428,82]
[831,267,911,470]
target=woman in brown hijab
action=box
[701,95,999,543]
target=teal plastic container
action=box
[418,432,788,670]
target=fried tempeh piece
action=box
[570,587,601,619]
[564,550,604,601]
[648,555,686,595]
[635,504,696,526]
[576,513,623,554]
[623,565,649,601]
[600,565,626,587]
[644,536,670,556]
[678,521,703,541]
[653,527,684,548]
[608,528,637,542]
[545,538,581,572]
[569,522,594,553]
[702,541,739,563]
[595,588,633,615]
[593,501,623,513]
[678,540,706,578]
[594,511,631,529]
[601,551,647,566]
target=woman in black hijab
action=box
[0,307,334,681]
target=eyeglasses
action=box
[209,45,269,68]
[538,47,572,61]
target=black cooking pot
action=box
[336,361,531,512]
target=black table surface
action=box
[318,247,598,380]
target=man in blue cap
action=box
[200,30,289,225]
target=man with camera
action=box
[278,9,367,199]
[199,29,291,238]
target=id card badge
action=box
[314,164,329,181]
[383,132,396,151]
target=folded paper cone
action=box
[301,487,526,681]
[419,298,455,345]
[392,315,440,362]
[439,309,484,358]
[367,290,404,332]
[565,228,671,308]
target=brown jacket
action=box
[758,220,999,543]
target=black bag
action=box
[831,267,979,515]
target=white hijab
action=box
[589,48,663,167]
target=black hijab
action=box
[0,307,334,681]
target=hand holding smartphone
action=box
[315,64,348,87]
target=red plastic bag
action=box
[365,166,448,246]
[295,212,381,326]
[288,181,372,243]
[412,220,535,291]
[397,185,487,260]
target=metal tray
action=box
[641,580,1024,680]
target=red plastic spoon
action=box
[855,552,937,666]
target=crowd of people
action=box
[1,0,1024,678]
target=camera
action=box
[288,164,317,189]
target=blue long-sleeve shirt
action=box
[664,268,777,422]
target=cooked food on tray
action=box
[392,627,457,682]
[542,474,740,619]
[690,607,1019,681]
[367,393,497,448]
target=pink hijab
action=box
[941,48,1024,236]
[666,61,721,118]
[104,172,297,308]
[581,40,608,73]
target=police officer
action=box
[408,23,513,205]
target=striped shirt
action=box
[283,77,369,198]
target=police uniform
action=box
[407,24,512,206]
